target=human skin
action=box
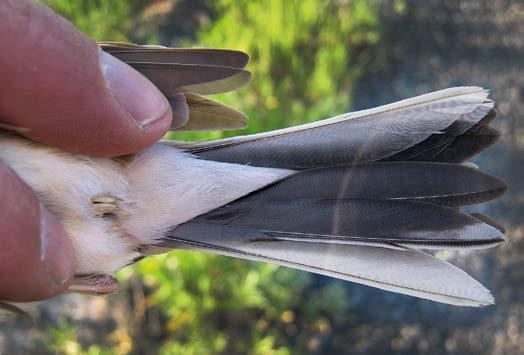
[0,0,173,302]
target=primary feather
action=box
[181,93,248,131]
[99,42,251,131]
[98,42,249,68]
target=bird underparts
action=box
[0,42,507,312]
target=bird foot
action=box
[66,274,119,295]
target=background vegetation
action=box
[3,1,522,354]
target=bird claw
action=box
[0,301,33,324]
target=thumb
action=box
[0,0,172,157]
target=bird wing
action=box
[180,93,247,131]
[98,42,249,68]
[98,42,251,131]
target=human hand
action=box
[0,0,172,302]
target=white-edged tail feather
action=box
[166,237,494,306]
[180,87,495,169]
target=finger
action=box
[0,0,173,157]
[0,162,74,301]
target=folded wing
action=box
[99,42,251,131]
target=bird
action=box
[0,42,507,311]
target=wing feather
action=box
[177,93,248,131]
[129,62,251,96]
[98,42,251,130]
[100,46,249,68]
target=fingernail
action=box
[39,206,74,286]
[99,49,170,127]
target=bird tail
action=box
[162,87,506,306]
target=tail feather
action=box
[98,45,505,306]
[169,161,506,251]
[183,87,495,168]
[172,196,504,250]
[239,162,506,207]
[432,124,500,163]
[471,213,506,233]
[163,236,494,306]
[386,115,500,163]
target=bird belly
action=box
[0,133,293,274]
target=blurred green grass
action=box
[38,0,394,353]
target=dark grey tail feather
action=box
[471,213,506,233]
[431,124,500,163]
[238,162,506,207]
[386,115,500,163]
[172,196,504,250]
[186,87,494,169]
